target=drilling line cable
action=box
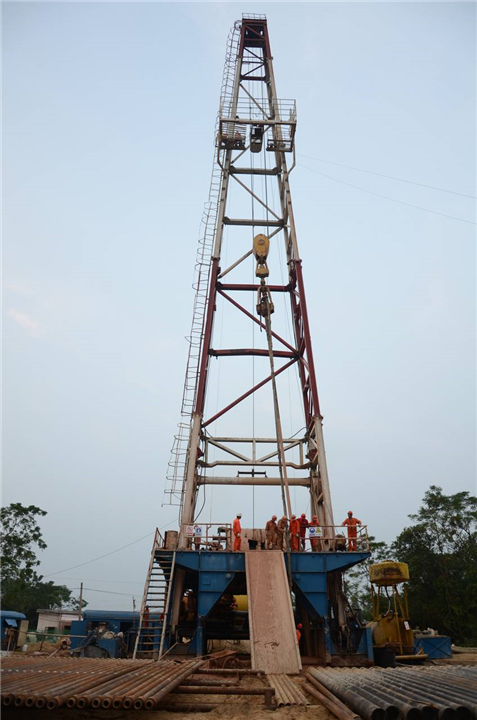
[251,145,256,528]
[43,519,179,578]
[297,153,477,200]
[271,160,298,502]
[298,163,477,225]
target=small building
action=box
[36,609,79,635]
[1,611,28,651]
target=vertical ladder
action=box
[133,531,176,660]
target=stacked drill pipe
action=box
[1,656,204,710]
[308,667,477,720]
[303,675,361,720]
[267,674,310,706]
[116,660,204,710]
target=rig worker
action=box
[296,623,303,643]
[265,515,278,549]
[309,514,321,552]
[233,513,242,551]
[299,513,309,551]
[289,514,300,551]
[342,511,362,551]
[276,515,288,550]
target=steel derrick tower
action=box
[165,15,335,544]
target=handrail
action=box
[177,523,370,553]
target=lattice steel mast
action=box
[164,15,335,547]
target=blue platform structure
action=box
[151,548,373,665]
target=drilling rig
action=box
[134,15,373,669]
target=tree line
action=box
[0,503,85,626]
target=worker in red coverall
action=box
[265,515,277,549]
[233,513,242,551]
[309,515,321,552]
[342,511,362,551]
[289,515,300,551]
[296,623,303,643]
[298,513,309,551]
[276,516,288,550]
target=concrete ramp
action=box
[246,552,302,674]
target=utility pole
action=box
[78,582,83,621]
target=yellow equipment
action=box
[369,561,414,655]
[235,595,248,612]
[253,234,270,278]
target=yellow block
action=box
[235,595,248,612]
[253,233,270,261]
[369,561,409,586]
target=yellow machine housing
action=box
[369,561,414,655]
[369,561,410,586]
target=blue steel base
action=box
[162,549,373,662]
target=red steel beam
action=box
[209,348,297,358]
[203,358,297,428]
[294,261,321,418]
[218,283,291,293]
[291,290,313,427]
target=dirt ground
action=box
[2,705,332,720]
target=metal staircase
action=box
[133,530,176,660]
[163,20,241,508]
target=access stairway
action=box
[133,531,176,660]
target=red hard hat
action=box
[301,513,306,518]
[297,623,303,629]
[291,514,296,519]
[348,510,353,514]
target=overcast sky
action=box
[3,1,476,611]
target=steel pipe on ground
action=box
[335,671,440,720]
[309,669,389,720]
[303,682,359,720]
[39,664,142,709]
[377,670,476,720]
[94,663,179,708]
[305,674,372,720]
[119,663,190,709]
[61,663,154,709]
[111,663,184,710]
[85,663,169,708]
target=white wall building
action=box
[36,609,78,634]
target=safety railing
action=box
[181,523,233,551]
[176,523,369,553]
[299,524,369,553]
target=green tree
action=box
[0,503,47,585]
[392,485,477,646]
[1,503,85,627]
[2,577,73,626]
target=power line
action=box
[51,576,144,585]
[297,153,477,200]
[298,163,477,225]
[83,587,138,598]
[43,519,179,578]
